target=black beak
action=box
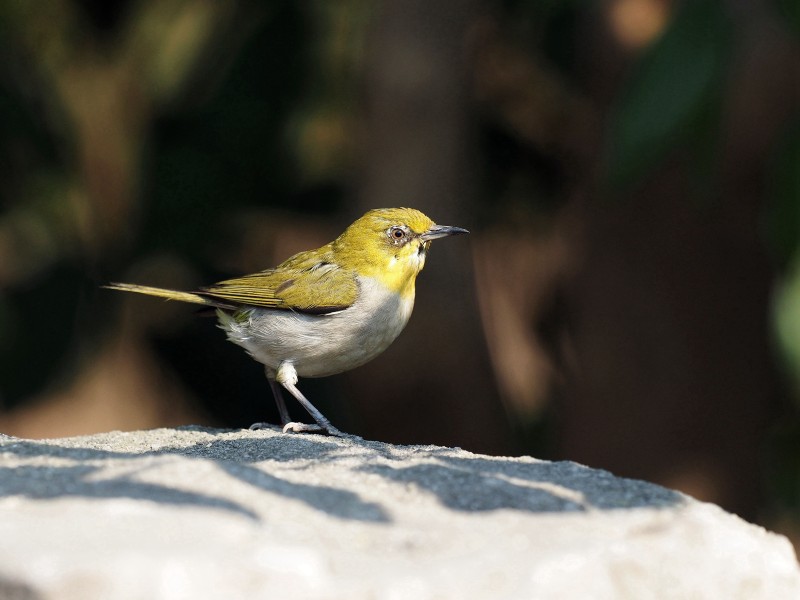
[419,224,470,241]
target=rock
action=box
[0,426,797,599]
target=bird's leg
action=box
[279,379,343,436]
[249,377,292,430]
[270,377,292,426]
[249,368,290,431]
[276,362,343,437]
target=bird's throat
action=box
[377,255,423,301]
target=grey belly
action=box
[219,295,411,378]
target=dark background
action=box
[1,0,798,546]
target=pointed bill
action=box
[419,224,470,241]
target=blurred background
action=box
[0,0,798,545]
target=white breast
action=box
[219,276,415,378]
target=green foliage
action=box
[776,0,800,38]
[605,0,734,191]
[775,258,800,396]
[144,3,312,258]
[770,122,800,402]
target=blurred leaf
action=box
[773,121,800,401]
[766,120,800,269]
[775,0,800,38]
[605,0,733,190]
[774,259,800,406]
[143,3,310,257]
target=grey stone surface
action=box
[0,426,798,599]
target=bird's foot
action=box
[248,420,344,437]
[283,421,345,437]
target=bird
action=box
[106,207,469,436]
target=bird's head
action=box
[334,207,469,297]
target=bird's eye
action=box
[388,226,407,244]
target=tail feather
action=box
[104,282,236,310]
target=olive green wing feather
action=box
[199,249,358,314]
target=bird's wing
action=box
[199,249,358,315]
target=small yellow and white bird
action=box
[107,207,468,436]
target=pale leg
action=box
[249,363,343,436]
[279,378,343,436]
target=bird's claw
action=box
[248,421,344,437]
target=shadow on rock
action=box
[0,432,388,523]
[357,450,684,513]
[0,429,684,523]
[0,464,260,520]
[218,461,389,522]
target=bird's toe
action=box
[248,422,278,431]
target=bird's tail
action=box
[104,282,233,309]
